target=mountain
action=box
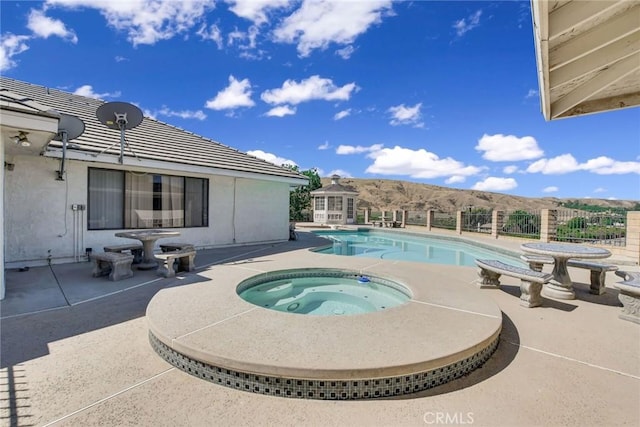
[321,178,639,212]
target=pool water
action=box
[237,269,411,316]
[314,230,524,267]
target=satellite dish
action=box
[53,113,85,141]
[95,101,143,164]
[54,113,85,181]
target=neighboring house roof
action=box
[531,0,640,120]
[0,77,307,183]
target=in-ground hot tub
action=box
[237,270,412,316]
[147,267,502,400]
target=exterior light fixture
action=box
[13,131,31,147]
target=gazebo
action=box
[310,175,358,225]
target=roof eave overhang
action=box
[531,0,640,121]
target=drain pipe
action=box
[232,178,237,243]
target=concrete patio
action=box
[1,228,639,426]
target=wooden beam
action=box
[549,0,621,41]
[550,32,640,88]
[549,5,640,70]
[561,91,640,117]
[551,52,640,118]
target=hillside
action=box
[321,178,639,212]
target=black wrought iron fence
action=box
[499,209,541,239]
[461,208,493,233]
[432,211,456,230]
[555,208,626,246]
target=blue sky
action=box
[1,0,639,200]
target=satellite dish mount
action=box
[95,102,143,164]
[53,113,85,181]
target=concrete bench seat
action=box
[156,248,196,278]
[566,260,618,295]
[159,242,195,253]
[91,252,134,281]
[613,270,640,324]
[520,254,554,272]
[104,243,144,264]
[475,259,553,308]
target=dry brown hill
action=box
[322,178,639,212]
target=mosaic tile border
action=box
[236,268,412,298]
[150,331,499,400]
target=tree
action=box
[288,167,321,221]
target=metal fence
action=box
[431,211,456,231]
[334,207,631,248]
[498,209,541,240]
[555,208,626,246]
[461,208,493,234]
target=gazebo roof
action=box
[311,175,358,195]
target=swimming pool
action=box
[313,229,524,267]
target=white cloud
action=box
[27,9,78,43]
[73,85,121,99]
[226,0,292,25]
[525,89,538,99]
[527,154,640,175]
[542,186,558,193]
[365,145,484,179]
[593,187,606,193]
[228,25,259,51]
[476,134,544,161]
[388,103,423,127]
[272,0,393,57]
[196,23,223,48]
[503,165,518,174]
[261,75,357,105]
[336,144,383,155]
[318,141,330,150]
[328,169,352,178]
[335,45,355,59]
[445,175,466,184]
[453,9,482,37]
[154,106,207,120]
[0,34,30,71]
[265,105,296,117]
[205,75,255,110]
[471,177,517,192]
[527,154,579,174]
[45,0,215,46]
[114,55,128,62]
[247,149,297,167]
[334,109,351,120]
[581,156,640,175]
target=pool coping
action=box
[146,249,503,399]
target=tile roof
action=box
[0,77,307,182]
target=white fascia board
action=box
[42,148,309,186]
[0,109,59,134]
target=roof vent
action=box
[331,174,340,185]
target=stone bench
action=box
[566,260,618,295]
[613,270,640,324]
[104,243,144,264]
[91,252,134,281]
[520,254,554,272]
[475,259,553,308]
[156,248,196,278]
[159,242,195,253]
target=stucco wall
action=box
[4,155,290,267]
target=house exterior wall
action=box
[4,155,290,267]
